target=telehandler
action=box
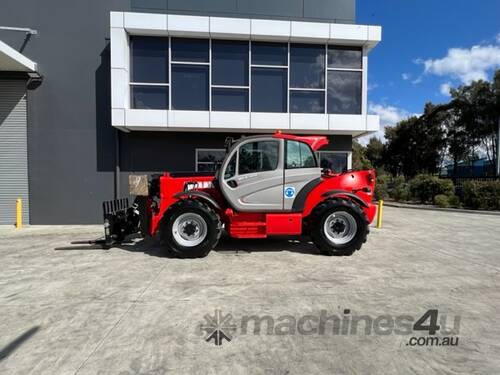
[98,133,377,258]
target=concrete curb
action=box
[383,201,500,216]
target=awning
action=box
[0,39,37,72]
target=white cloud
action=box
[440,82,452,96]
[402,73,411,80]
[358,103,414,144]
[369,103,410,125]
[424,44,500,83]
[367,82,379,91]
[411,76,423,85]
[497,32,500,43]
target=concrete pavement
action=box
[0,206,499,374]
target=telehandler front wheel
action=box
[160,200,221,258]
[310,199,368,256]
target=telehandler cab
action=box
[99,133,377,258]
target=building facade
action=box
[0,0,380,224]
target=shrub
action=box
[389,175,410,201]
[392,183,411,202]
[408,174,454,203]
[462,180,500,210]
[374,174,390,200]
[434,194,450,208]
[448,194,461,208]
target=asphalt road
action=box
[1,206,499,374]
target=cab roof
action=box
[272,132,329,151]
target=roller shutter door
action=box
[0,79,29,224]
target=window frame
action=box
[326,46,363,115]
[237,139,280,175]
[129,36,170,109]
[315,151,353,172]
[195,148,226,172]
[285,140,318,169]
[129,35,364,115]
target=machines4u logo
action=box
[200,310,237,346]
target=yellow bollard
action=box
[16,198,22,229]
[376,199,383,229]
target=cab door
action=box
[283,140,322,211]
[221,138,284,211]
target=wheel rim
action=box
[323,211,357,245]
[172,213,208,247]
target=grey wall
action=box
[131,0,355,23]
[0,0,354,224]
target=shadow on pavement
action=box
[0,326,40,362]
[54,233,322,257]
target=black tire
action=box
[310,198,368,256]
[160,200,221,258]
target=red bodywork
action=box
[147,133,377,238]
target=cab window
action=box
[238,140,279,175]
[224,152,237,180]
[286,140,316,169]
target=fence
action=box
[441,176,500,196]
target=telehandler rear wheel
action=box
[310,198,368,256]
[160,200,221,258]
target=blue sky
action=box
[357,0,500,137]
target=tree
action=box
[365,137,384,169]
[352,140,372,170]
[383,105,445,178]
[419,70,500,177]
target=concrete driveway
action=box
[1,206,499,374]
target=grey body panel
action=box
[283,167,321,210]
[221,137,284,211]
[219,135,323,212]
[0,79,29,224]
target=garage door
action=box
[0,79,29,225]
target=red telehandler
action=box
[94,133,376,258]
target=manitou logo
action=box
[185,181,214,190]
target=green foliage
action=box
[462,181,500,210]
[391,176,411,202]
[352,140,373,170]
[408,174,454,204]
[374,174,390,200]
[434,194,450,208]
[365,137,384,169]
[375,70,500,179]
[383,111,446,178]
[448,194,461,208]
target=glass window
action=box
[224,153,237,179]
[318,152,348,172]
[251,68,287,112]
[196,149,225,172]
[212,88,249,112]
[290,44,325,89]
[327,71,362,114]
[131,85,168,109]
[290,90,325,113]
[130,36,168,83]
[239,141,279,174]
[212,40,249,86]
[286,141,316,169]
[171,65,209,110]
[328,46,362,69]
[251,42,287,66]
[171,38,209,62]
